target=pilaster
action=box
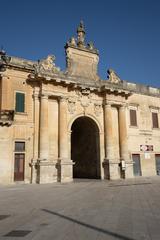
[118,105,133,178]
[103,102,120,180]
[33,88,40,160]
[58,96,73,182]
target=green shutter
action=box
[16,93,25,112]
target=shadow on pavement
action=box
[42,208,136,240]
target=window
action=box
[15,92,25,113]
[152,112,159,128]
[130,109,137,126]
[15,142,25,152]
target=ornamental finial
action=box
[77,21,85,47]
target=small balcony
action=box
[0,110,14,126]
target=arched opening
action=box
[71,116,101,179]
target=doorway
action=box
[14,153,25,181]
[71,117,100,179]
[155,154,160,175]
[132,154,142,176]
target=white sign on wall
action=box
[144,153,151,159]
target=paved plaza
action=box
[0,177,160,240]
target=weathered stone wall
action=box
[0,69,34,184]
[127,93,160,176]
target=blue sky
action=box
[0,0,160,87]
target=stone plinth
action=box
[125,162,134,179]
[103,159,120,180]
[109,161,120,180]
[58,159,74,183]
[36,160,58,184]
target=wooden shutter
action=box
[152,112,159,128]
[15,92,25,112]
[130,109,137,126]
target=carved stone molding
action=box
[107,69,122,84]
[80,95,91,108]
[94,103,102,117]
[0,110,14,126]
[68,97,76,114]
[59,96,68,103]
[75,90,93,110]
[34,55,60,75]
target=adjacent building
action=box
[0,22,160,184]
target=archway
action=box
[71,116,101,179]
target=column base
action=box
[57,159,74,183]
[36,159,58,184]
[125,161,134,179]
[103,159,120,180]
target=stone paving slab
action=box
[0,177,160,239]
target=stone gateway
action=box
[0,22,160,184]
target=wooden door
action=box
[155,154,160,175]
[14,153,25,181]
[132,154,142,176]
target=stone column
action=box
[37,93,58,184]
[48,99,58,160]
[119,105,133,178]
[39,94,49,160]
[104,102,120,180]
[59,97,69,159]
[58,97,73,182]
[31,89,40,183]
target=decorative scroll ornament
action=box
[68,97,76,114]
[34,55,60,75]
[80,95,91,108]
[75,89,93,110]
[107,69,122,84]
[94,103,102,117]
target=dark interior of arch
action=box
[71,117,101,179]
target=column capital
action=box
[103,100,112,107]
[33,93,39,100]
[105,102,112,107]
[49,98,58,102]
[59,96,68,103]
[0,73,9,79]
[119,103,127,110]
[40,94,49,99]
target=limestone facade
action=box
[0,22,160,184]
